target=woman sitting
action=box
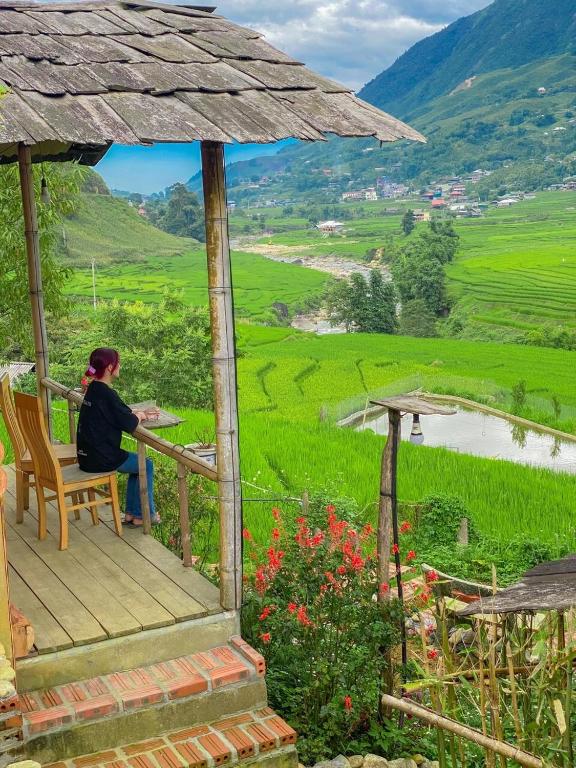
[77,347,160,526]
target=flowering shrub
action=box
[241,505,401,763]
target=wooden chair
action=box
[14,391,122,550]
[0,374,77,523]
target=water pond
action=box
[356,404,576,474]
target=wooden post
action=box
[17,144,52,437]
[67,400,77,444]
[201,141,242,612]
[377,408,401,602]
[137,441,152,534]
[177,463,193,567]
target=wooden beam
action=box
[17,144,52,437]
[381,695,543,768]
[201,141,242,612]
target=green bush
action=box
[241,503,402,763]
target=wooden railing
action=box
[42,377,218,568]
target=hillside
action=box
[61,193,196,265]
[62,193,328,321]
[360,0,576,116]
[205,0,576,195]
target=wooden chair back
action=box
[0,375,28,470]
[13,392,59,487]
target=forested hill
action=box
[196,0,576,195]
[360,0,576,118]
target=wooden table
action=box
[128,402,183,535]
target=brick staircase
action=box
[14,637,297,768]
[44,709,297,768]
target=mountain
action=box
[360,0,576,117]
[205,0,576,198]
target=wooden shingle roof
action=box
[0,0,425,164]
[458,555,576,615]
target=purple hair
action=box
[86,348,120,379]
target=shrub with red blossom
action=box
[241,504,401,763]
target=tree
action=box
[391,249,447,315]
[149,183,205,241]
[399,299,437,337]
[325,271,397,334]
[365,270,397,333]
[0,162,86,358]
[49,292,213,409]
[402,208,415,236]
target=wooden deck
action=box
[2,465,223,656]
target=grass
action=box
[62,193,196,264]
[64,195,328,321]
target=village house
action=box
[413,209,431,222]
[317,220,345,233]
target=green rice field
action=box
[448,192,576,330]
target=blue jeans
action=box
[116,451,156,520]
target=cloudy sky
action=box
[213,0,492,90]
[96,0,493,193]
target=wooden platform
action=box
[2,465,224,655]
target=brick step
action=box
[44,708,298,768]
[19,638,268,765]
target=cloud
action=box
[213,0,493,89]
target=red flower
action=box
[287,602,297,613]
[400,521,412,534]
[296,516,306,524]
[350,554,364,571]
[337,565,347,575]
[259,606,273,621]
[379,583,390,595]
[296,605,313,627]
[320,584,328,593]
[242,528,252,541]
[361,523,374,538]
[272,528,280,541]
[427,648,438,660]
[406,550,416,562]
[326,504,336,514]
[425,569,439,583]
[343,695,352,711]
[392,543,400,555]
[272,507,281,521]
[260,632,271,644]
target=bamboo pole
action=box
[505,641,523,746]
[201,141,242,612]
[18,144,52,437]
[380,695,543,768]
[41,378,217,481]
[557,612,573,767]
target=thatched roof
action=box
[0,0,425,164]
[458,555,576,615]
